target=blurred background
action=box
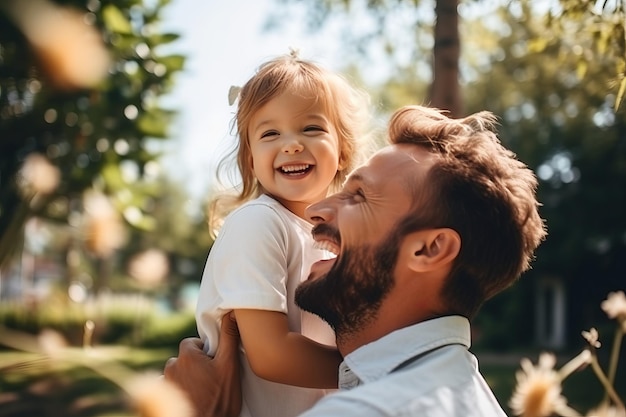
[0,0,625,416]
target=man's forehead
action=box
[347,144,432,186]
[369,144,434,171]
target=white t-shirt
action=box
[196,194,336,417]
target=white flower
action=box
[601,291,626,331]
[509,352,582,417]
[124,372,193,417]
[128,249,169,287]
[82,191,126,258]
[582,328,601,348]
[18,153,60,196]
[4,0,110,90]
[37,329,68,359]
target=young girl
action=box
[195,51,372,417]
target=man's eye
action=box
[352,189,366,203]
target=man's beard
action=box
[295,234,399,340]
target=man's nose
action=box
[305,197,334,224]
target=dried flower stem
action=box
[83,320,96,349]
[602,326,624,405]
[607,327,623,385]
[557,405,584,417]
[590,353,625,410]
[558,350,592,380]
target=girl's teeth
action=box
[281,164,310,172]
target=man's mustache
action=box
[312,223,341,245]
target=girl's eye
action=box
[304,125,325,133]
[260,130,279,139]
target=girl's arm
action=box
[234,308,341,389]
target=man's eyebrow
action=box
[344,171,370,188]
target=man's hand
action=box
[164,313,242,417]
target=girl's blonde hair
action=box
[209,53,372,235]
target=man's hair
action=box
[388,105,547,318]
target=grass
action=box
[0,347,174,417]
[0,348,624,417]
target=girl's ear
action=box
[337,156,345,171]
[338,146,349,171]
[403,228,461,273]
[248,152,254,171]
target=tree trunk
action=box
[430,0,463,117]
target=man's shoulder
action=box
[304,345,506,417]
[303,371,506,417]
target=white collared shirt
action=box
[300,316,508,417]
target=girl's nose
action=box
[282,137,304,154]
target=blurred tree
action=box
[0,0,185,272]
[463,1,626,349]
[542,0,626,110]
[116,176,213,309]
[268,0,465,116]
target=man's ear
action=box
[404,228,461,272]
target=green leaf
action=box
[576,60,588,80]
[150,33,181,45]
[102,5,133,34]
[137,110,171,138]
[158,55,186,72]
[527,37,548,54]
[134,214,157,231]
[101,163,126,189]
[614,77,626,112]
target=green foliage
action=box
[462,1,626,348]
[0,348,174,416]
[0,292,196,349]
[267,0,437,88]
[539,0,626,110]
[473,279,535,351]
[139,310,198,348]
[0,0,185,268]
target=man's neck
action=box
[336,307,448,356]
[335,315,414,356]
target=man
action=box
[165,105,547,417]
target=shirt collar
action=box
[342,315,471,384]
